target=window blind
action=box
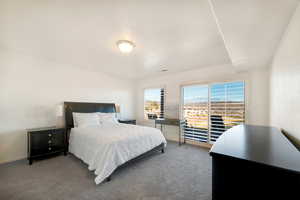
[144,88,165,119]
[210,82,245,142]
[160,88,165,118]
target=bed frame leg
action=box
[161,148,165,154]
[106,176,111,182]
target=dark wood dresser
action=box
[27,127,67,165]
[210,125,300,199]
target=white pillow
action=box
[97,112,118,124]
[72,112,100,127]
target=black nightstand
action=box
[118,119,136,125]
[27,127,67,165]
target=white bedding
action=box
[69,122,167,184]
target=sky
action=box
[184,82,245,103]
[144,88,161,102]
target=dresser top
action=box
[210,125,300,173]
[27,126,64,132]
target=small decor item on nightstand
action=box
[27,126,67,165]
[118,119,136,125]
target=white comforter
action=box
[69,123,167,184]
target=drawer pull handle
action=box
[48,134,52,137]
[48,140,52,144]
[48,147,52,151]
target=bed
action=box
[64,102,167,184]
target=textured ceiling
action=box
[0,0,298,79]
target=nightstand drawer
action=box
[30,131,64,155]
[50,129,65,147]
[30,131,53,149]
[31,145,64,156]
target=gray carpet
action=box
[0,142,212,200]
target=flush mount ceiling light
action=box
[117,40,135,53]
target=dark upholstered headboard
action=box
[64,102,116,129]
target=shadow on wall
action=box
[0,130,27,163]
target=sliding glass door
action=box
[182,85,209,142]
[182,81,245,143]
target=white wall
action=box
[270,3,300,145]
[0,47,135,164]
[136,65,270,141]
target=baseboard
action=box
[166,138,212,149]
[165,138,179,143]
[0,157,26,165]
[185,140,213,149]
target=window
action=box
[182,81,245,143]
[182,85,209,142]
[144,88,165,119]
[210,81,245,142]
